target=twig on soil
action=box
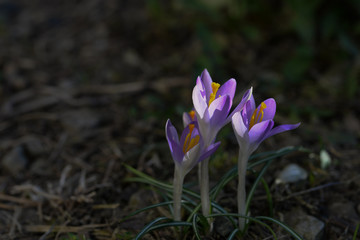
[57,165,72,195]
[9,207,22,238]
[12,184,62,201]
[25,223,108,233]
[278,182,341,201]
[0,193,38,206]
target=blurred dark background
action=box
[1,0,359,148]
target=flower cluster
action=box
[165,69,300,228]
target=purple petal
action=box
[208,95,231,128]
[192,84,208,119]
[165,120,184,163]
[198,141,221,163]
[265,123,300,139]
[231,111,249,141]
[247,94,256,112]
[226,87,253,124]
[216,78,236,101]
[182,112,191,127]
[262,98,276,121]
[243,100,254,127]
[196,76,206,98]
[248,120,274,145]
[200,69,213,103]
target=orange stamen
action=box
[189,110,196,121]
[249,102,267,129]
[182,124,200,153]
[208,82,220,106]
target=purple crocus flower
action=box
[231,95,300,230]
[166,119,220,174]
[166,119,220,221]
[191,69,252,224]
[231,95,300,155]
[192,69,252,146]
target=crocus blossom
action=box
[192,69,252,222]
[192,69,252,146]
[166,119,220,174]
[231,95,300,231]
[231,96,300,155]
[165,119,220,221]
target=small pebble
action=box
[275,163,308,184]
[285,208,324,240]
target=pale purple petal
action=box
[216,78,236,101]
[231,111,249,141]
[193,84,208,119]
[198,141,221,163]
[265,123,300,139]
[182,112,192,127]
[243,100,254,127]
[196,76,206,98]
[165,120,184,163]
[247,94,256,112]
[200,69,213,102]
[248,120,274,145]
[208,95,231,128]
[226,87,253,124]
[262,98,276,121]
[166,119,179,144]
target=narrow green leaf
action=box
[146,221,193,236]
[260,178,273,217]
[192,214,202,240]
[121,201,173,222]
[353,223,359,240]
[245,160,272,216]
[135,217,170,240]
[227,228,239,240]
[124,164,201,199]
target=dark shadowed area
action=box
[0,0,359,239]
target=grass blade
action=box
[245,159,272,216]
[353,223,359,240]
[135,217,169,240]
[121,201,173,222]
[192,214,202,240]
[227,228,239,240]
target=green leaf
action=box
[121,201,173,222]
[353,223,360,240]
[135,217,170,240]
[192,214,202,240]
[245,159,272,216]
[227,228,239,240]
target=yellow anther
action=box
[189,110,196,121]
[208,82,220,106]
[182,124,200,153]
[249,102,267,129]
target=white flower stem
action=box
[173,165,184,221]
[199,158,212,226]
[237,150,249,231]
